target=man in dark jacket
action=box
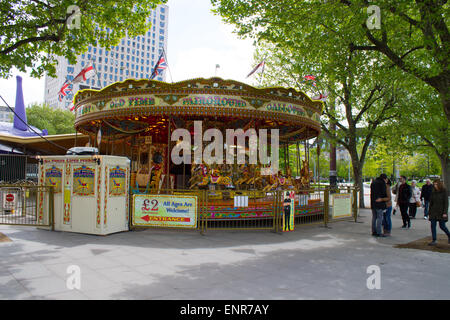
[370,173,388,237]
[397,175,412,228]
[421,179,433,219]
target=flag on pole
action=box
[312,92,329,101]
[150,53,168,79]
[72,61,96,84]
[58,81,72,102]
[246,60,265,78]
[304,74,317,87]
[304,75,316,81]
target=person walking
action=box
[427,179,450,246]
[382,179,393,236]
[391,179,400,215]
[421,179,433,220]
[408,180,421,219]
[370,173,388,237]
[396,175,412,229]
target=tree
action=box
[0,0,165,78]
[375,79,450,190]
[251,41,399,208]
[26,103,75,135]
[211,0,450,121]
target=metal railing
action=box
[0,185,54,227]
[129,187,332,233]
[0,154,39,183]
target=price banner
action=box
[133,194,198,228]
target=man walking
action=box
[396,176,412,229]
[421,179,433,220]
[370,173,388,237]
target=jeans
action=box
[371,208,384,235]
[399,203,410,227]
[408,203,417,218]
[423,200,430,217]
[430,219,450,241]
[383,206,392,233]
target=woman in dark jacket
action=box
[428,179,450,245]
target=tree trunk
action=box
[353,164,365,209]
[439,155,450,192]
[439,85,450,123]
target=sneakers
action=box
[428,241,437,246]
[401,225,407,229]
[424,216,428,220]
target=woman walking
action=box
[408,180,421,219]
[428,179,450,245]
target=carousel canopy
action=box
[73,78,323,143]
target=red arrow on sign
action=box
[141,215,150,222]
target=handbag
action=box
[416,201,421,207]
[136,168,149,187]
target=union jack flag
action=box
[150,53,167,79]
[58,81,72,102]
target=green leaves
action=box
[26,103,76,135]
[0,0,166,78]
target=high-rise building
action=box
[44,4,169,109]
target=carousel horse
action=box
[189,163,210,189]
[209,166,232,186]
[236,163,252,185]
[300,159,311,188]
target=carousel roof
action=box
[73,78,323,142]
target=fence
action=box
[129,186,361,234]
[0,154,39,183]
[0,184,54,227]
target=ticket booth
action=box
[38,155,130,235]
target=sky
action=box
[0,0,256,108]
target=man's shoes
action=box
[428,241,437,246]
[424,216,428,220]
[401,225,407,229]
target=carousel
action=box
[72,77,323,225]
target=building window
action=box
[160,7,165,13]
[160,14,165,21]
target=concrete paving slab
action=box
[1,208,450,300]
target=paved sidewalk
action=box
[0,208,449,300]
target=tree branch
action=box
[0,34,61,55]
